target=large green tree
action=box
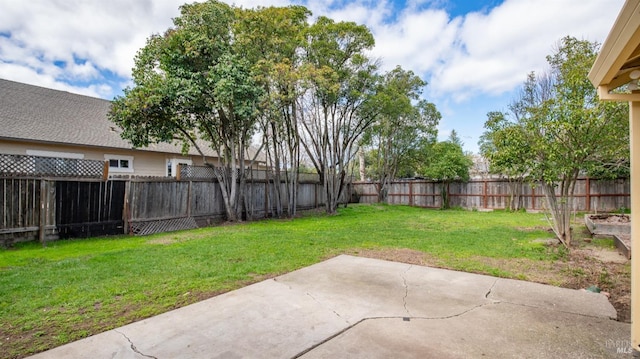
[419,136,472,209]
[109,0,263,221]
[361,66,440,202]
[234,5,311,218]
[479,111,531,210]
[533,37,628,247]
[300,16,378,214]
[363,66,440,202]
[481,37,628,247]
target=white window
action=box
[167,158,192,177]
[104,154,134,173]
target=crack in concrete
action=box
[272,278,350,323]
[305,292,349,324]
[485,278,499,301]
[489,300,616,320]
[272,277,293,290]
[482,280,612,319]
[419,303,491,320]
[115,330,158,359]
[401,265,412,316]
[291,305,491,359]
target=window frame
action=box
[167,158,192,177]
[104,154,134,173]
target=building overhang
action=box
[589,0,640,101]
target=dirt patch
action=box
[349,246,631,323]
[586,248,629,264]
[147,238,177,245]
[589,214,630,224]
[515,226,553,232]
[347,248,436,267]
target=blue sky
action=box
[0,0,625,153]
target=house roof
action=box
[588,0,640,101]
[0,78,263,161]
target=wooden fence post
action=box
[409,181,413,206]
[585,177,591,212]
[176,164,181,181]
[483,180,488,209]
[531,185,536,210]
[102,161,109,181]
[123,180,131,234]
[187,180,192,218]
[39,179,47,246]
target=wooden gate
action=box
[55,180,125,238]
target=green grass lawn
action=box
[1,204,559,358]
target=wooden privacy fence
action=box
[0,153,107,178]
[125,178,324,235]
[352,178,630,212]
[1,178,128,245]
[1,154,117,245]
[1,165,326,245]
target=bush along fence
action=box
[352,177,630,212]
[1,155,327,246]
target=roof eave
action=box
[589,0,640,90]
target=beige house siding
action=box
[0,138,201,177]
[0,78,267,178]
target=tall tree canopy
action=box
[478,111,531,210]
[110,0,443,219]
[479,36,629,247]
[361,66,440,202]
[235,5,311,218]
[419,136,472,209]
[299,16,378,214]
[109,0,263,221]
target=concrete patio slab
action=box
[28,255,631,358]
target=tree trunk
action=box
[377,184,387,203]
[540,175,577,248]
[507,177,523,211]
[270,121,284,218]
[216,171,237,222]
[514,179,523,211]
[359,147,366,181]
[441,182,449,209]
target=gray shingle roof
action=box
[0,78,225,158]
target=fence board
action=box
[54,180,124,238]
[0,178,57,244]
[3,175,631,245]
[2,172,332,245]
[353,178,630,212]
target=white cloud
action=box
[302,0,624,105]
[0,0,184,93]
[0,0,627,106]
[369,9,460,74]
[429,0,625,101]
[0,62,104,97]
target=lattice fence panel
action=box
[180,165,216,180]
[179,165,322,183]
[0,154,104,178]
[130,217,198,236]
[179,165,248,181]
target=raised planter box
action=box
[584,214,630,236]
[614,234,631,260]
[585,214,631,259]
